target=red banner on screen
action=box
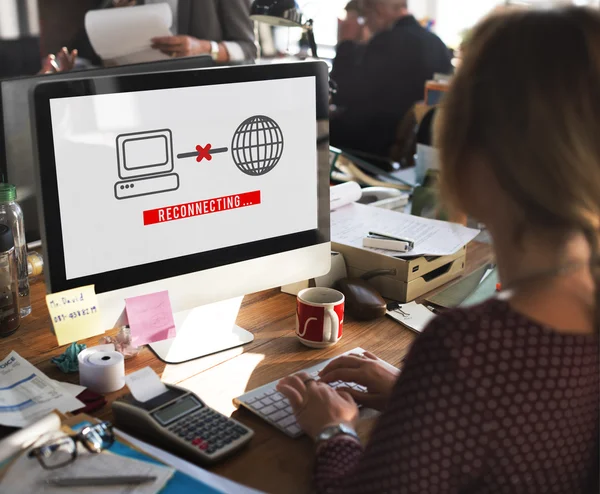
[143,190,261,226]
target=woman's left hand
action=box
[276,372,359,439]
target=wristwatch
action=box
[315,423,359,444]
[210,41,220,61]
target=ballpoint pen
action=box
[46,475,157,487]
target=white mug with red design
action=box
[295,287,344,348]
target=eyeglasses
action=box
[28,422,115,470]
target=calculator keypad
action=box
[168,408,249,455]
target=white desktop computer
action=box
[31,61,331,363]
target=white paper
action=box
[85,3,172,64]
[125,367,168,403]
[53,380,86,397]
[331,202,480,258]
[2,446,174,494]
[116,429,265,494]
[0,413,61,464]
[386,302,436,333]
[330,181,362,211]
[0,351,84,428]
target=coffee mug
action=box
[296,287,344,348]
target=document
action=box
[331,202,480,258]
[85,3,173,65]
[126,291,176,346]
[117,429,265,494]
[46,285,104,346]
[2,447,174,494]
[386,302,436,333]
[0,352,84,428]
[330,181,362,211]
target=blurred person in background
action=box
[330,0,451,161]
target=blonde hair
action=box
[436,7,600,317]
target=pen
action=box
[46,475,157,487]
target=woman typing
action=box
[278,7,599,493]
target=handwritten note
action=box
[46,285,104,346]
[125,291,176,346]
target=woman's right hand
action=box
[319,352,400,411]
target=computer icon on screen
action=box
[114,129,179,200]
[32,61,331,364]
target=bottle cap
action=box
[0,184,16,203]
[0,224,14,253]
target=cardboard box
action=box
[331,242,466,302]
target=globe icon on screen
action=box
[231,115,284,176]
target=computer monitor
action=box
[32,61,331,363]
[0,56,216,244]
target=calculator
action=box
[112,383,253,464]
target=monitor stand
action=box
[148,297,254,364]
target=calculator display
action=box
[153,395,202,425]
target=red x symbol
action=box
[196,144,212,162]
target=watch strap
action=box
[315,423,359,444]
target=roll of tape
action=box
[78,344,125,393]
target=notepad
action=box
[125,291,176,346]
[46,285,104,346]
[386,302,436,333]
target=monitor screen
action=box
[50,77,318,280]
[33,62,330,295]
[0,56,218,243]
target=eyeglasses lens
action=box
[37,436,76,469]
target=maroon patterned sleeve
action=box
[313,314,487,493]
[313,300,599,493]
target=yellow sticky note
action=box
[46,285,104,346]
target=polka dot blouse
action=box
[314,298,599,493]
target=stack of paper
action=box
[85,3,173,65]
[0,351,84,428]
[2,447,174,494]
[331,202,480,258]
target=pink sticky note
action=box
[125,291,176,346]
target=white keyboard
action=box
[233,347,395,438]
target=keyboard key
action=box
[264,388,276,396]
[279,415,297,428]
[260,397,274,406]
[274,401,288,410]
[270,410,289,422]
[261,405,277,415]
[271,392,285,401]
[252,401,265,411]
[247,397,258,404]
[287,424,302,435]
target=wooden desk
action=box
[3,242,492,494]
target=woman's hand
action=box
[319,352,400,411]
[276,372,359,439]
